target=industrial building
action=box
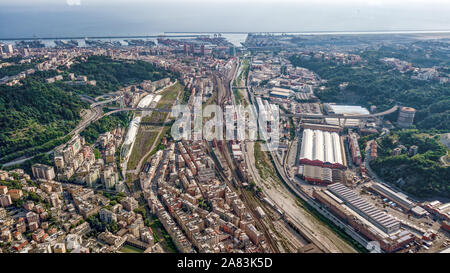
[269,87,293,99]
[327,183,401,234]
[324,104,370,115]
[423,201,450,221]
[324,104,370,127]
[313,187,415,253]
[397,107,416,128]
[137,94,154,108]
[255,97,279,148]
[122,116,141,161]
[302,123,342,133]
[297,165,346,185]
[297,165,332,184]
[299,129,346,169]
[368,183,415,211]
[411,206,429,218]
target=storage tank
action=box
[397,107,416,128]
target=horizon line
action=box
[1,29,450,41]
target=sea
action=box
[2,30,450,49]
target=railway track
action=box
[204,140,278,252]
[222,58,280,252]
[239,187,280,252]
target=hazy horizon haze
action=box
[1,0,450,38]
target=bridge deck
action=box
[103,105,398,120]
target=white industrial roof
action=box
[270,91,292,97]
[328,183,400,233]
[123,117,141,146]
[327,104,370,115]
[271,87,293,94]
[137,94,154,108]
[153,95,162,103]
[325,118,361,127]
[300,129,343,165]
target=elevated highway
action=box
[282,105,399,119]
[101,104,399,120]
[102,107,171,118]
[90,95,123,108]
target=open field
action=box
[127,126,159,170]
[159,82,182,103]
[127,82,183,172]
[254,141,281,188]
[142,82,183,124]
[141,126,170,164]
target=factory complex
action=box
[299,128,346,169]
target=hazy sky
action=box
[1,0,449,38]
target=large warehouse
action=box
[323,104,370,127]
[328,183,401,234]
[299,129,346,169]
[269,87,293,99]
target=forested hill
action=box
[66,55,173,95]
[289,48,450,131]
[0,55,173,163]
[370,130,450,198]
[0,79,86,160]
